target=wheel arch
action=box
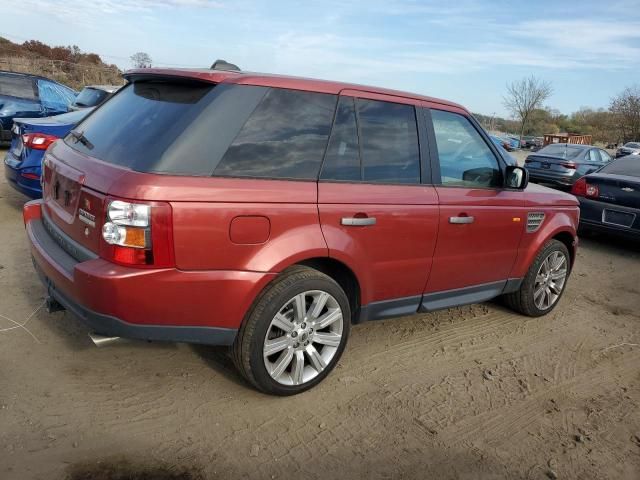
[295,257,361,324]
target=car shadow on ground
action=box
[578,230,640,256]
[190,344,250,389]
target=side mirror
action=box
[505,166,528,189]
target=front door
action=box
[318,95,439,318]
[424,109,525,300]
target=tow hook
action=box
[45,296,65,313]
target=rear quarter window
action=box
[214,88,337,179]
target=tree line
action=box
[477,75,640,145]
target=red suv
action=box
[23,68,579,395]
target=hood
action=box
[524,182,579,207]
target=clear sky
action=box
[3,0,640,117]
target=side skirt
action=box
[357,279,523,323]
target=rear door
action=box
[318,93,439,315]
[424,108,525,296]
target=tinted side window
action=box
[598,149,612,162]
[0,74,37,99]
[588,149,600,162]
[321,96,361,181]
[357,99,420,184]
[431,110,501,188]
[215,88,337,179]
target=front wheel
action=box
[232,267,351,395]
[504,239,571,317]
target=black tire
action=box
[232,266,351,396]
[504,239,571,317]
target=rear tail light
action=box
[560,162,577,169]
[571,177,586,196]
[571,177,598,198]
[100,199,174,268]
[22,133,59,150]
[525,158,532,163]
[20,172,40,180]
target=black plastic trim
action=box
[34,261,238,346]
[419,280,509,312]
[41,209,98,263]
[416,106,432,184]
[357,295,421,323]
[29,219,78,276]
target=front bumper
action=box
[25,200,275,345]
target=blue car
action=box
[4,108,93,198]
[0,71,76,142]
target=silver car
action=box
[615,142,640,158]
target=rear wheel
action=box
[232,267,350,395]
[504,239,570,317]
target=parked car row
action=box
[2,70,119,197]
[15,64,582,395]
[524,143,639,240]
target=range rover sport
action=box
[24,67,579,395]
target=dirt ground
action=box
[1,146,639,480]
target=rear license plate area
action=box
[602,209,635,228]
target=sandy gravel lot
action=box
[1,147,639,480]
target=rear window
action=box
[0,74,36,100]
[539,145,583,159]
[65,81,269,176]
[600,157,640,177]
[74,87,109,107]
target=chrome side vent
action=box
[527,212,545,232]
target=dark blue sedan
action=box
[0,71,76,142]
[4,108,93,198]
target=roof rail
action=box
[210,59,240,72]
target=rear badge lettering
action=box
[79,208,96,228]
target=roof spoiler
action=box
[210,59,240,72]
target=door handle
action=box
[449,216,474,224]
[341,217,376,226]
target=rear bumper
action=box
[25,200,275,345]
[528,171,576,187]
[578,197,640,239]
[4,152,42,199]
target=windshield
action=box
[624,142,640,149]
[538,144,583,159]
[73,88,109,107]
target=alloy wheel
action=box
[263,290,344,386]
[533,251,568,310]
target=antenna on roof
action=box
[210,59,240,72]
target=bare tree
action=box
[610,85,640,143]
[503,76,553,144]
[130,52,152,68]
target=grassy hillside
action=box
[0,37,123,90]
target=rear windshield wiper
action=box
[68,129,94,150]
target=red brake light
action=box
[100,199,174,268]
[20,172,40,180]
[560,162,577,169]
[571,177,587,196]
[22,133,59,150]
